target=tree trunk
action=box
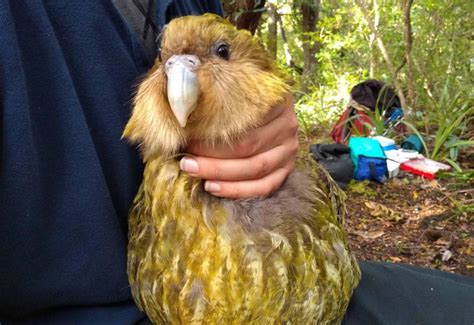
[403,0,416,117]
[267,2,278,59]
[369,0,380,78]
[300,0,321,93]
[222,0,266,35]
[277,13,294,69]
[356,0,408,111]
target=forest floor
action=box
[345,171,473,278]
[302,133,474,278]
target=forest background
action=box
[222,0,473,276]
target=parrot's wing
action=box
[127,184,166,321]
[321,164,347,225]
[297,154,347,225]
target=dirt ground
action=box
[302,134,474,278]
[344,173,473,278]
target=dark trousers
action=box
[5,262,474,324]
[344,261,474,325]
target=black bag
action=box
[350,79,401,118]
[310,144,354,189]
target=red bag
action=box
[332,80,407,144]
[330,107,373,144]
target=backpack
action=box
[310,143,354,189]
[349,137,388,183]
[330,107,373,144]
[331,80,405,144]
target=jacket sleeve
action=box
[160,0,224,26]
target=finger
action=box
[186,93,295,158]
[180,141,297,181]
[186,110,298,159]
[204,163,294,199]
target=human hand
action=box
[179,93,298,199]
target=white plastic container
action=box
[387,159,400,178]
[372,135,396,151]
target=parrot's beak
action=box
[165,54,201,128]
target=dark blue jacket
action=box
[0,1,222,323]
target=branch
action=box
[276,10,302,72]
[403,0,416,113]
[396,58,407,74]
[355,0,407,110]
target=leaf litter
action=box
[344,172,473,278]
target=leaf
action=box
[401,178,410,185]
[444,140,474,148]
[364,201,378,210]
[364,201,403,221]
[401,121,430,157]
[434,238,451,247]
[389,256,402,262]
[444,158,463,173]
[352,230,385,239]
[348,180,370,194]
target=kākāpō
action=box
[123,14,360,324]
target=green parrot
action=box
[123,14,360,324]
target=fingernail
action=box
[205,181,221,192]
[180,157,199,173]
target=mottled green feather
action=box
[125,13,360,325]
[127,156,360,324]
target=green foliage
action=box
[401,120,430,155]
[347,180,377,196]
[257,0,473,164]
[438,169,474,182]
[403,76,473,162]
[437,169,474,220]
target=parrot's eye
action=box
[214,43,230,60]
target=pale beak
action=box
[165,54,201,128]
